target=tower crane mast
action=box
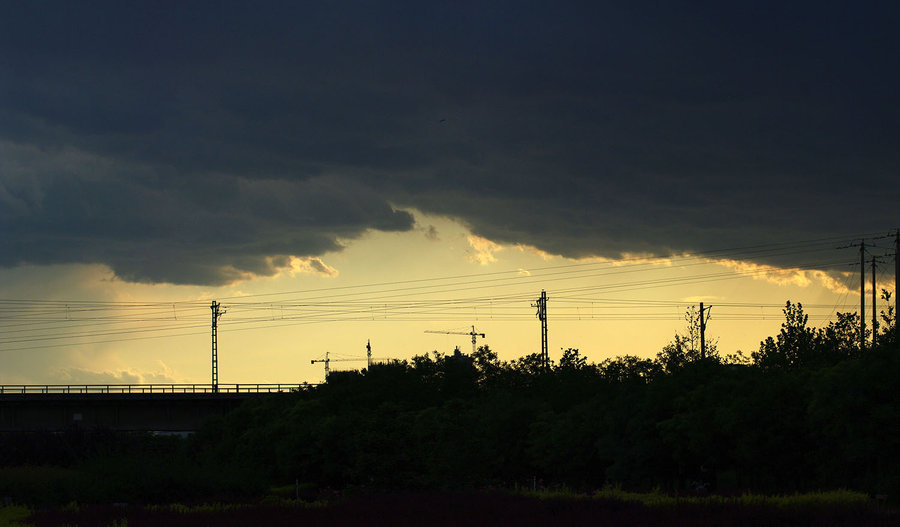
[424,325,486,354]
[310,341,391,375]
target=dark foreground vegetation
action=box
[22,490,898,527]
[0,300,898,522]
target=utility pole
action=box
[533,290,548,371]
[210,301,226,393]
[861,241,866,351]
[699,302,711,360]
[366,340,372,369]
[895,230,899,332]
[872,255,878,347]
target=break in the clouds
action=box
[1,2,897,285]
[50,366,177,385]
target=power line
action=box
[0,233,885,353]
[1,232,870,308]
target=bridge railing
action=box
[0,383,317,395]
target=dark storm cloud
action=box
[1,1,898,284]
[0,143,412,285]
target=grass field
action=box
[15,489,898,527]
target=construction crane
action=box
[310,341,391,375]
[424,325,486,354]
[310,351,334,375]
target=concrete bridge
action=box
[0,384,313,433]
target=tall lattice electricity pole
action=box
[211,301,226,393]
[533,290,548,371]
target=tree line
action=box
[194,299,898,497]
[1,299,897,504]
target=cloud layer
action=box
[1,2,897,284]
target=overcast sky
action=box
[1,1,898,287]
[2,2,899,385]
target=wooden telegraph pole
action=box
[872,256,878,346]
[699,302,711,359]
[861,242,866,351]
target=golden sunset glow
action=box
[1,210,890,387]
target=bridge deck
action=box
[0,383,313,395]
[0,384,319,432]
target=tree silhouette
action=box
[657,306,721,372]
[879,289,896,345]
[752,301,815,368]
[556,348,587,371]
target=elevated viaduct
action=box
[0,384,312,433]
